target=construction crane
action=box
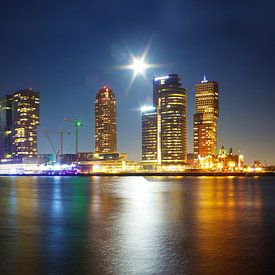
[44,129,70,162]
[64,118,83,155]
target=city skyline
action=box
[1,2,275,275]
[0,1,274,164]
[0,72,272,165]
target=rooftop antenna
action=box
[201,74,208,83]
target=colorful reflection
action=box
[0,176,273,274]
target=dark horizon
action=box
[0,0,274,164]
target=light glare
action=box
[113,42,161,92]
[131,57,147,75]
[140,106,155,113]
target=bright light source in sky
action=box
[114,42,161,91]
[116,53,158,78]
[131,57,148,75]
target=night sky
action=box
[0,0,274,164]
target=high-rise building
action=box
[153,74,181,107]
[95,86,117,153]
[157,74,187,165]
[141,107,158,165]
[193,76,219,158]
[141,74,187,166]
[0,88,40,159]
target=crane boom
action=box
[44,129,70,162]
[44,130,58,161]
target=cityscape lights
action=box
[0,67,264,173]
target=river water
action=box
[0,176,274,274]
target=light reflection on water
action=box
[0,176,274,274]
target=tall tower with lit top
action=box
[95,86,117,153]
[193,76,219,158]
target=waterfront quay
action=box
[0,171,275,177]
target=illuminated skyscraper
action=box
[153,74,182,107]
[95,86,117,153]
[193,76,219,158]
[141,107,158,165]
[141,74,187,166]
[0,88,40,159]
[157,74,187,165]
[12,89,40,158]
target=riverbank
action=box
[0,172,275,177]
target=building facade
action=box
[198,146,244,171]
[141,74,187,167]
[157,74,187,165]
[141,107,158,165]
[153,74,182,107]
[194,76,219,158]
[95,86,117,153]
[0,88,40,160]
